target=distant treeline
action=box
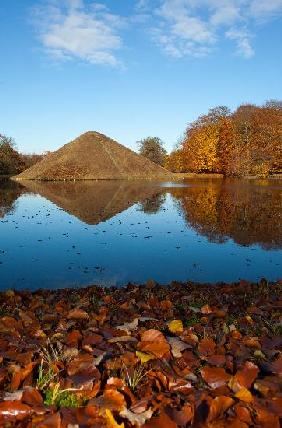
[165,100,282,177]
[0,135,45,176]
[2,100,282,178]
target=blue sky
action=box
[1,0,281,154]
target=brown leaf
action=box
[138,329,170,358]
[67,353,96,376]
[198,338,216,357]
[35,412,61,428]
[201,367,231,389]
[267,355,282,376]
[141,329,166,343]
[206,354,226,367]
[22,388,43,406]
[166,404,194,425]
[116,318,139,335]
[66,329,82,346]
[67,308,89,320]
[167,337,190,358]
[142,411,178,428]
[10,363,36,392]
[120,408,153,427]
[0,401,31,421]
[208,396,234,421]
[234,404,252,424]
[90,389,126,412]
[232,361,259,391]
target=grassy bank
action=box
[0,280,281,427]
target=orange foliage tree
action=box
[166,101,282,177]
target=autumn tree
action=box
[181,106,231,173]
[165,102,281,177]
[0,134,25,175]
[165,149,188,172]
[137,137,167,166]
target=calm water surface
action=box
[0,178,281,290]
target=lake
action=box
[0,178,281,290]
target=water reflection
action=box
[2,179,282,249]
[0,179,26,218]
[20,180,163,225]
[0,178,281,289]
[138,193,166,215]
[169,179,282,250]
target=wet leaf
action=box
[0,401,31,421]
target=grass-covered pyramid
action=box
[16,131,172,180]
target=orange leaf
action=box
[208,396,234,421]
[0,401,31,421]
[201,367,231,389]
[232,361,259,391]
[198,338,216,357]
[67,308,89,320]
[234,388,253,403]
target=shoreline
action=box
[5,173,282,181]
[0,279,281,427]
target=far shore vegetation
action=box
[1,99,281,179]
[0,134,45,176]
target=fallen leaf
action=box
[108,336,137,343]
[234,388,253,403]
[208,396,234,421]
[116,318,139,335]
[231,361,259,391]
[36,412,61,428]
[136,351,155,363]
[138,330,170,358]
[0,401,31,421]
[167,320,183,334]
[67,309,89,320]
[198,338,216,357]
[104,409,124,428]
[201,367,231,389]
[167,337,190,358]
[120,408,153,427]
[142,411,177,428]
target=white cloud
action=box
[145,0,282,59]
[226,28,254,58]
[249,0,282,19]
[31,0,282,64]
[32,0,124,66]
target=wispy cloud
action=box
[144,0,282,59]
[31,0,124,66]
[226,28,254,58]
[31,0,282,64]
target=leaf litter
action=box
[0,279,281,427]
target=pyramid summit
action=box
[16,131,173,180]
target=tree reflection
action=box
[171,179,282,250]
[0,179,25,218]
